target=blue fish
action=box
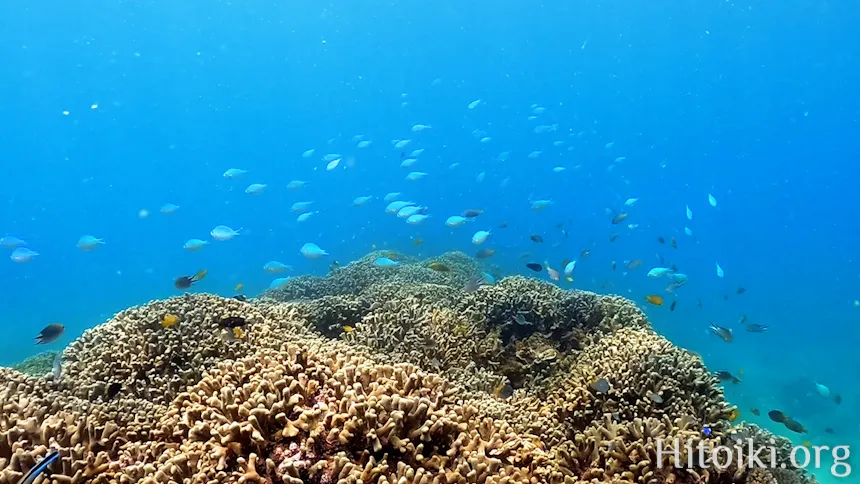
[18,449,60,484]
[702,426,712,437]
[373,257,399,267]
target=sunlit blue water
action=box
[1,1,857,479]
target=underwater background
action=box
[1,1,857,481]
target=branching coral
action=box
[0,251,814,484]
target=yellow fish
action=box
[645,295,664,306]
[428,262,451,272]
[413,238,423,246]
[233,327,245,340]
[728,408,741,422]
[343,325,354,333]
[161,314,179,329]
[234,283,244,292]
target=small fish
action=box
[287,180,308,190]
[106,382,122,401]
[35,324,64,344]
[232,327,245,340]
[530,234,544,243]
[768,410,786,423]
[728,408,741,422]
[374,257,400,267]
[343,325,354,333]
[783,418,807,434]
[671,237,677,249]
[174,269,207,289]
[580,249,591,259]
[77,235,105,251]
[428,262,451,272]
[697,299,703,308]
[750,408,761,416]
[52,352,62,381]
[624,197,638,207]
[353,195,373,206]
[714,371,741,384]
[645,295,664,306]
[159,203,180,215]
[463,275,487,293]
[611,213,628,224]
[709,323,733,343]
[300,242,329,259]
[234,283,244,292]
[220,316,248,329]
[738,314,748,325]
[669,300,677,312]
[611,261,616,270]
[462,209,484,218]
[526,263,543,272]
[626,259,642,270]
[530,199,553,211]
[514,313,531,326]
[825,428,835,435]
[563,260,576,276]
[657,236,665,244]
[716,263,725,278]
[329,261,341,272]
[210,225,241,241]
[0,235,27,249]
[475,248,495,259]
[686,204,693,220]
[263,261,292,273]
[233,295,247,302]
[815,383,831,398]
[16,449,60,484]
[493,381,514,399]
[472,230,491,245]
[708,193,717,207]
[702,426,712,437]
[546,263,560,281]
[269,277,291,289]
[736,287,746,295]
[649,392,664,404]
[445,215,469,227]
[498,221,508,229]
[591,378,610,393]
[746,324,769,333]
[161,314,180,329]
[245,183,267,195]
[223,168,248,178]
[11,246,39,263]
[183,239,208,251]
[609,233,619,242]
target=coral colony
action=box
[1,252,815,483]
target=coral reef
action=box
[11,351,58,378]
[0,251,814,484]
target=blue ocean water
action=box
[1,0,857,479]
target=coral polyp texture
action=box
[0,251,813,484]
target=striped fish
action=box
[18,449,59,484]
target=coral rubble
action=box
[0,251,814,484]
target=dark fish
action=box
[750,408,761,416]
[106,382,122,401]
[669,300,677,312]
[738,314,748,325]
[329,261,341,272]
[714,371,741,384]
[723,293,729,301]
[499,221,508,229]
[783,418,807,434]
[493,381,514,399]
[580,249,591,259]
[768,410,786,423]
[611,213,628,224]
[746,324,769,332]
[609,233,619,242]
[670,237,677,249]
[697,299,703,308]
[736,287,746,295]
[35,324,64,344]
[17,449,60,484]
[462,209,484,218]
[611,261,616,270]
[233,295,248,302]
[626,259,642,270]
[561,229,568,238]
[475,248,495,259]
[825,428,835,434]
[555,222,564,228]
[657,236,665,244]
[709,323,733,343]
[530,234,544,243]
[220,316,248,328]
[834,395,842,405]
[525,263,543,272]
[174,269,207,290]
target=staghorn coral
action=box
[0,251,814,484]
